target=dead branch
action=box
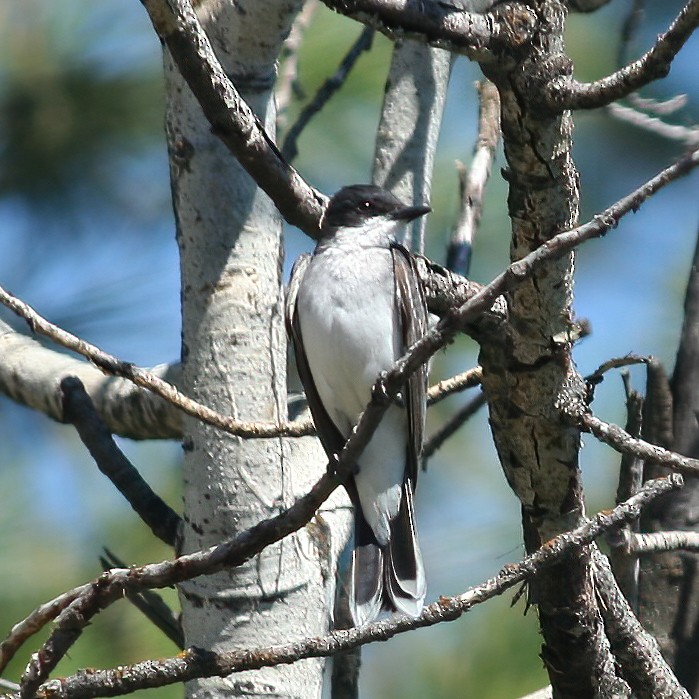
[544,0,699,110]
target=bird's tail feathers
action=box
[349,481,425,625]
[349,513,384,627]
[385,479,426,617]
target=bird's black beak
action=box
[391,205,431,222]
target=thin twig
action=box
[62,377,182,546]
[0,586,91,674]
[0,285,314,440]
[546,0,699,110]
[608,103,699,146]
[427,366,482,405]
[585,353,650,389]
[574,411,699,476]
[447,80,500,277]
[11,475,681,699]
[282,25,374,162]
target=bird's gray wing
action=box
[285,254,346,459]
[391,243,428,484]
[387,243,428,615]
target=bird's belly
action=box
[298,248,398,434]
[296,245,410,542]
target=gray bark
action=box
[478,2,620,695]
[372,40,452,251]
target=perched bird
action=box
[286,184,430,625]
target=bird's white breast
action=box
[296,239,406,542]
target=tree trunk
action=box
[165,3,347,697]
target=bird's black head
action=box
[322,184,431,231]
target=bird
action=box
[286,184,430,625]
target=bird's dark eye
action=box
[362,200,372,210]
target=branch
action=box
[0,586,91,674]
[0,319,182,440]
[0,286,314,439]
[626,531,699,554]
[592,548,690,699]
[427,365,482,405]
[447,80,500,277]
[574,411,699,476]
[545,0,699,110]
[11,475,681,699]
[605,376,643,610]
[282,25,374,162]
[608,103,699,147]
[15,467,341,697]
[585,353,649,390]
[139,0,327,237]
[318,0,537,61]
[61,377,182,546]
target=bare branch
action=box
[427,365,482,405]
[282,26,374,162]
[628,531,699,554]
[0,586,91,674]
[139,0,327,237]
[585,353,649,389]
[447,80,500,277]
[606,377,643,610]
[574,412,699,476]
[593,548,690,699]
[15,468,341,697]
[545,0,699,111]
[0,286,314,440]
[608,103,699,146]
[12,475,681,699]
[61,377,182,546]
[318,0,537,61]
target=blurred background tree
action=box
[0,1,697,697]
